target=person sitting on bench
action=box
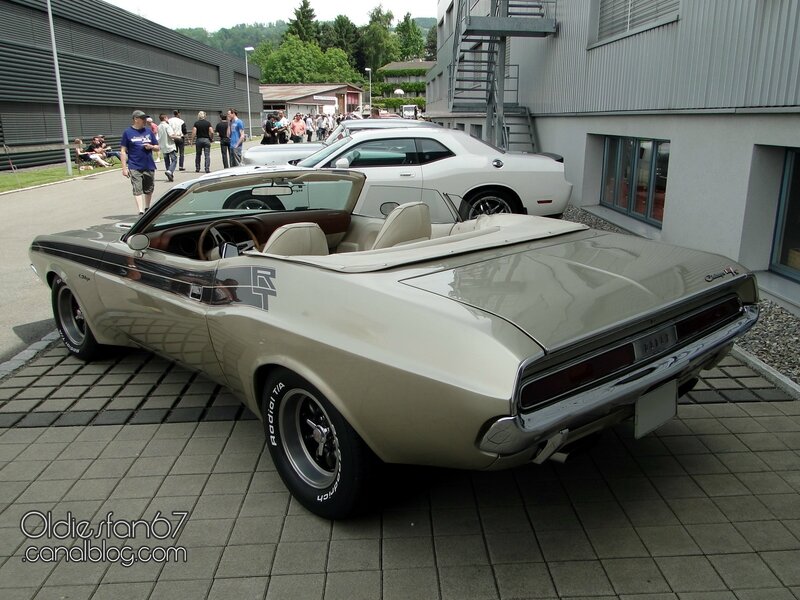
[74,138,111,168]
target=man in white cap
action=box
[120,110,159,215]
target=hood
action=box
[403,232,753,352]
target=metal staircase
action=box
[449,0,557,152]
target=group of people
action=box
[260,108,390,145]
[119,108,247,215]
[260,110,349,145]
[73,136,121,169]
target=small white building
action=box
[427,0,800,310]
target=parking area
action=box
[0,343,798,599]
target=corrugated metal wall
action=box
[519,0,800,114]
[0,0,262,169]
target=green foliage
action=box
[285,0,320,44]
[379,97,426,110]
[258,35,360,84]
[178,23,287,58]
[414,18,437,30]
[319,15,360,63]
[373,81,426,95]
[395,13,425,60]
[425,26,437,61]
[376,68,429,78]
[361,22,400,71]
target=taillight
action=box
[520,344,635,410]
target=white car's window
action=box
[296,136,352,168]
[335,138,417,168]
[417,138,454,164]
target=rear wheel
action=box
[51,277,103,361]
[262,368,375,519]
[461,190,517,219]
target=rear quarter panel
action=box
[206,256,543,469]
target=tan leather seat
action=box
[371,202,431,250]
[260,222,329,256]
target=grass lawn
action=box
[0,163,123,193]
[0,144,230,194]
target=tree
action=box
[256,34,360,84]
[424,25,437,61]
[285,0,319,44]
[319,15,360,62]
[360,6,399,71]
[396,13,425,60]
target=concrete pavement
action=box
[0,341,798,599]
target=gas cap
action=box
[492,159,504,168]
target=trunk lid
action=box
[403,232,751,352]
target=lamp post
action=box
[244,46,255,139]
[46,0,71,175]
[364,67,372,112]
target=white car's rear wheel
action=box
[262,368,375,519]
[462,190,516,219]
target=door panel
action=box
[94,242,223,378]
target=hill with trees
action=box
[177,0,436,86]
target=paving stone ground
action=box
[0,345,798,599]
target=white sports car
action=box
[243,119,438,167]
[294,127,573,218]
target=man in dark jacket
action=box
[215,113,231,168]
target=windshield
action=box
[141,171,364,232]
[296,136,353,168]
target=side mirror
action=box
[127,234,150,252]
[334,157,350,169]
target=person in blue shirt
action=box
[120,110,159,215]
[227,108,245,167]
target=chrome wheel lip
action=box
[56,286,86,347]
[467,196,512,218]
[279,388,340,489]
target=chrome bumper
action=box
[479,305,759,456]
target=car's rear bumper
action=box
[478,304,759,459]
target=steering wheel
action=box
[197,219,260,260]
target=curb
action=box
[0,330,59,379]
[732,344,800,400]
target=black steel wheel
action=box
[51,277,103,361]
[262,368,374,519]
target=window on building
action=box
[771,149,800,283]
[600,135,668,226]
[597,0,680,42]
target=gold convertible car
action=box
[30,167,759,518]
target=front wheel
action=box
[262,369,375,519]
[461,191,516,219]
[51,277,103,361]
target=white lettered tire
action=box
[262,368,374,519]
[51,277,104,361]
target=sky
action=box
[103,0,437,30]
